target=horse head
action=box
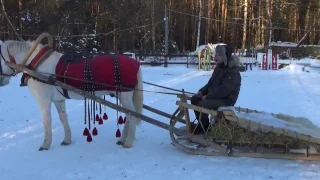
[0,40,17,86]
[0,33,53,86]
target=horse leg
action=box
[118,92,137,148]
[35,98,53,151]
[116,92,130,146]
[53,100,72,146]
[27,79,55,151]
[116,115,130,146]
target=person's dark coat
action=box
[199,54,241,106]
[189,45,241,134]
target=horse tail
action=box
[133,66,143,125]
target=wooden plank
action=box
[175,110,185,123]
[176,101,218,116]
[6,62,220,148]
[177,94,192,100]
[169,107,182,125]
[180,94,192,133]
[143,104,185,124]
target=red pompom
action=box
[118,116,124,124]
[95,114,100,121]
[86,134,92,142]
[103,113,108,120]
[116,128,121,137]
[124,116,126,124]
[83,128,89,136]
[92,127,98,136]
[98,117,103,125]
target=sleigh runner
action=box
[2,32,320,161]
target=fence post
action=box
[187,55,189,68]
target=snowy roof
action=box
[189,43,227,55]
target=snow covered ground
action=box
[1,63,320,180]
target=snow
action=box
[270,41,299,47]
[235,111,320,139]
[310,59,320,68]
[1,63,320,180]
[217,105,320,139]
[257,41,320,48]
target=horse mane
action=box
[6,40,44,55]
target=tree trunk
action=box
[196,0,202,48]
[151,0,156,53]
[242,0,248,49]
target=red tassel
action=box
[116,128,121,137]
[95,114,99,121]
[103,113,108,120]
[83,128,89,136]
[92,127,98,136]
[118,116,124,124]
[98,117,103,125]
[124,116,126,124]
[86,134,92,142]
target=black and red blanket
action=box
[55,54,140,92]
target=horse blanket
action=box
[55,54,140,92]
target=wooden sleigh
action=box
[5,61,320,161]
[168,94,320,161]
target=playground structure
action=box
[196,44,258,71]
[234,48,282,71]
[260,49,280,70]
[197,43,215,71]
[233,48,257,71]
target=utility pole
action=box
[164,4,169,67]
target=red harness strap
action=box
[20,46,54,86]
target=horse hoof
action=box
[39,147,49,151]
[61,141,71,146]
[116,141,124,145]
[122,145,132,149]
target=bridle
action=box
[0,45,18,85]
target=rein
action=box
[142,81,194,95]
[33,71,195,96]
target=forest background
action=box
[0,0,319,55]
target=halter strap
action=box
[0,45,17,77]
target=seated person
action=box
[191,44,241,134]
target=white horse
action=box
[0,34,143,150]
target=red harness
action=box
[20,46,54,86]
[55,54,140,93]
[6,45,140,96]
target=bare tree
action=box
[1,0,23,40]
